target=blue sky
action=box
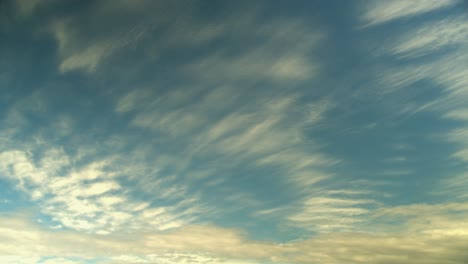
[1,0,468,263]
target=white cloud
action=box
[2,204,468,264]
[186,51,317,83]
[198,96,334,166]
[392,16,468,58]
[444,109,468,121]
[377,15,468,97]
[115,90,152,113]
[0,256,41,264]
[257,150,334,170]
[113,84,338,230]
[50,8,149,73]
[182,19,322,83]
[371,11,468,174]
[437,172,468,200]
[371,202,468,235]
[102,15,332,225]
[0,214,284,263]
[288,195,376,232]
[202,113,253,144]
[444,128,468,164]
[132,108,206,136]
[40,148,71,174]
[361,0,458,27]
[112,253,264,264]
[48,0,322,76]
[59,40,114,73]
[0,148,195,234]
[40,258,85,264]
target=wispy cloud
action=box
[438,173,468,200]
[184,20,322,83]
[360,0,459,27]
[0,147,199,234]
[51,19,147,73]
[2,204,468,264]
[287,190,378,232]
[391,17,468,58]
[80,6,358,240]
[46,0,167,73]
[444,109,468,121]
[5,0,468,263]
[375,9,468,96]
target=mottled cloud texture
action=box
[0,0,467,263]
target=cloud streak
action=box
[360,0,459,27]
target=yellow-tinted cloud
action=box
[2,202,468,263]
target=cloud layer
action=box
[1,0,468,263]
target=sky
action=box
[1,0,468,263]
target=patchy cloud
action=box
[2,0,468,263]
